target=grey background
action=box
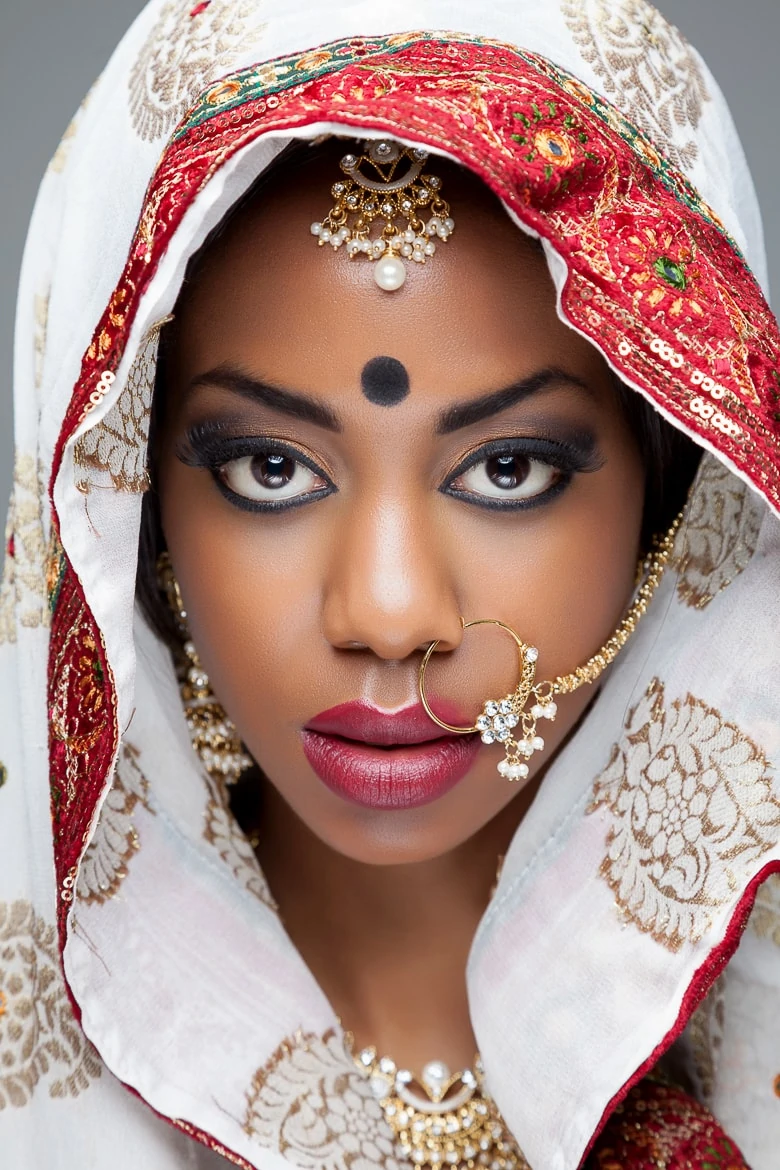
[0,1,778,506]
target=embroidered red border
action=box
[46,31,780,1162]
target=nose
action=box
[321,497,463,660]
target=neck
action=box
[254,780,538,1074]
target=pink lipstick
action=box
[302,700,481,810]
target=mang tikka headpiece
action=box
[310,139,455,292]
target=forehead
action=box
[171,146,610,402]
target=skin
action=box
[156,143,646,1073]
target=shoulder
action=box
[588,1078,750,1169]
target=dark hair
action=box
[135,145,702,645]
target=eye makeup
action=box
[177,421,335,512]
[442,431,604,511]
[176,419,603,515]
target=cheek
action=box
[158,464,329,741]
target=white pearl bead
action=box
[310,222,322,236]
[412,250,424,263]
[374,255,407,291]
[427,217,441,236]
[401,242,413,258]
[445,217,455,232]
[424,242,436,256]
[320,228,331,242]
[403,228,415,243]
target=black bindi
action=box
[360,356,410,407]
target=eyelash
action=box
[442,436,602,512]
[177,425,601,514]
[177,426,334,513]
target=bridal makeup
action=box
[156,142,646,865]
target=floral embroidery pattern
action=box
[74,321,169,494]
[0,901,101,1109]
[203,781,277,911]
[244,1029,402,1168]
[76,742,154,905]
[587,1079,748,1168]
[749,872,780,947]
[0,455,50,644]
[561,0,711,170]
[128,0,264,141]
[590,678,780,951]
[674,455,763,609]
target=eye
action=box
[452,451,562,502]
[218,451,327,503]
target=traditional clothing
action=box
[1,1,779,1167]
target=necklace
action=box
[355,1046,529,1169]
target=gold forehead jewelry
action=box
[418,512,683,780]
[157,553,252,786]
[354,1046,528,1170]
[310,138,455,292]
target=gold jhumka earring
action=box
[418,514,682,781]
[157,553,252,785]
[310,138,455,291]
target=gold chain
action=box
[550,508,683,696]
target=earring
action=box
[419,512,683,781]
[157,553,252,785]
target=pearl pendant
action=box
[373,254,407,291]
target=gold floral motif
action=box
[203,778,277,911]
[0,454,50,644]
[749,872,780,947]
[674,454,763,609]
[76,742,154,905]
[590,678,780,952]
[0,901,101,1109]
[244,1029,403,1168]
[561,0,711,170]
[74,320,169,494]
[686,975,725,1105]
[128,0,264,142]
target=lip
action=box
[302,699,481,810]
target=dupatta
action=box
[1,1,779,1167]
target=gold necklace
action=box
[355,1046,529,1169]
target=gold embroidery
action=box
[749,872,780,947]
[0,901,101,1109]
[561,0,710,170]
[686,975,725,1105]
[0,454,50,644]
[128,0,264,142]
[674,454,763,609]
[244,1029,402,1168]
[33,291,50,390]
[74,320,168,494]
[590,678,780,951]
[203,780,277,911]
[76,742,154,905]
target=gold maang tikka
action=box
[419,513,683,781]
[157,553,252,785]
[310,139,455,291]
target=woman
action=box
[1,0,778,1167]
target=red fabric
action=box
[588,1080,750,1169]
[45,31,778,1163]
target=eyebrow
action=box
[189,365,342,431]
[190,363,594,435]
[436,368,596,434]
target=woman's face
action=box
[157,144,646,865]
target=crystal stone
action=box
[526,646,539,662]
[481,730,496,745]
[476,715,490,732]
[499,699,513,715]
[485,701,499,717]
